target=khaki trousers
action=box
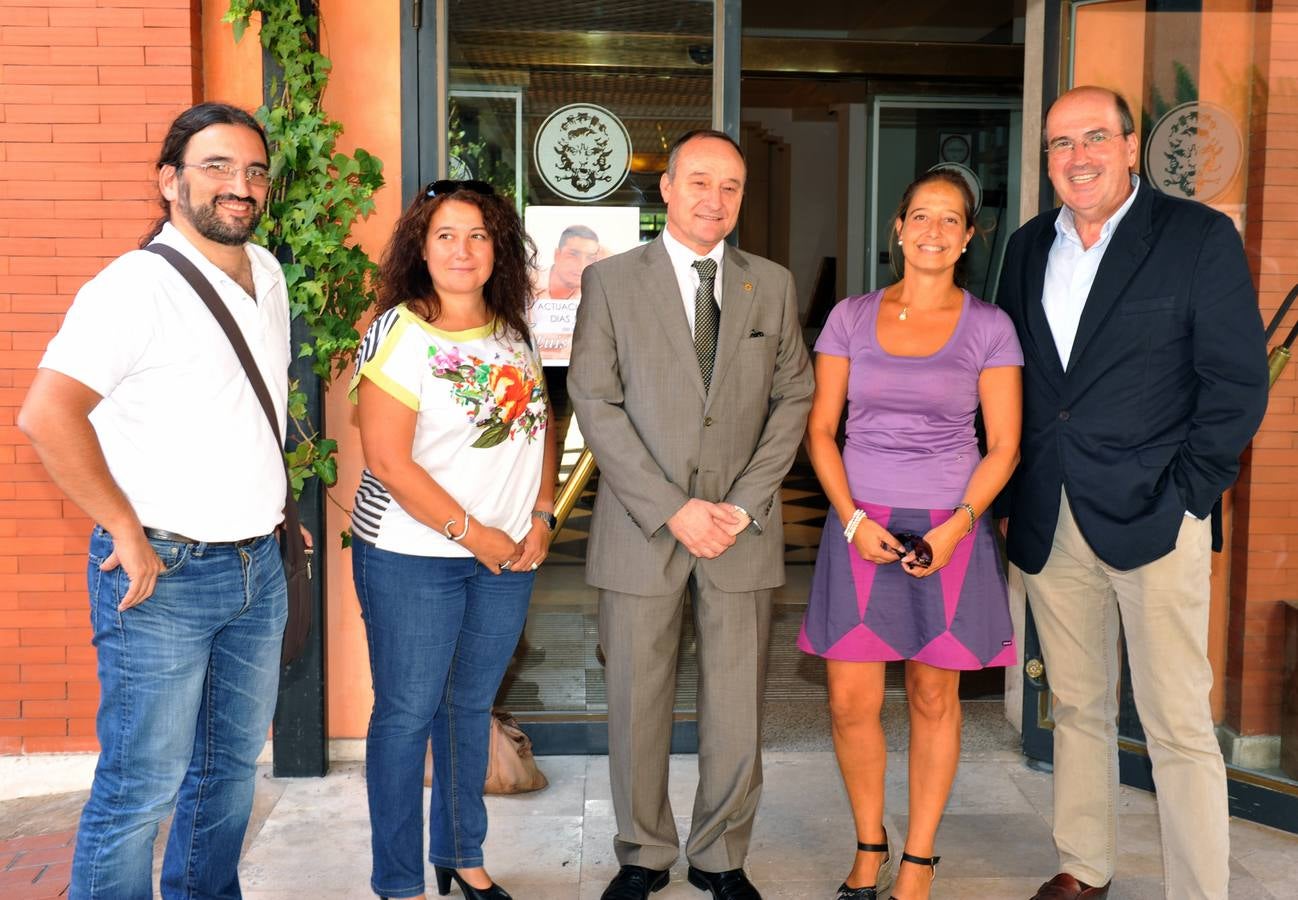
[1017,490,1228,900]
[599,564,772,873]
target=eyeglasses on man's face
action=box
[179,161,272,189]
[1044,130,1129,157]
[424,179,495,198]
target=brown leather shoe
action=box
[1029,873,1111,899]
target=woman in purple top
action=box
[799,170,1023,900]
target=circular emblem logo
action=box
[1144,101,1242,202]
[533,103,632,202]
[927,161,983,215]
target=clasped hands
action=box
[850,515,965,578]
[465,517,550,575]
[667,498,751,559]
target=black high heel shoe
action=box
[434,865,513,899]
[886,851,939,900]
[835,829,892,899]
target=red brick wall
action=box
[0,0,199,754]
[1230,4,1298,736]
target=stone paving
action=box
[4,749,1296,899]
[0,828,74,900]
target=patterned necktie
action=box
[692,257,720,390]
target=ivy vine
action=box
[223,1,385,499]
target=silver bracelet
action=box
[954,503,976,535]
[843,508,868,542]
[443,514,471,542]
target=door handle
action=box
[1025,657,1046,685]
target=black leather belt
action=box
[144,527,265,548]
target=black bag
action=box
[144,243,312,665]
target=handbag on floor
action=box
[484,710,548,794]
[423,710,548,794]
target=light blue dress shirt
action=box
[1042,174,1141,369]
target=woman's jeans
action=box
[70,527,287,900]
[353,539,532,899]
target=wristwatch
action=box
[532,509,557,531]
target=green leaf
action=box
[470,420,511,449]
[312,457,338,486]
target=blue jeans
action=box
[70,526,287,900]
[352,540,532,899]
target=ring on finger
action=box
[531,562,539,570]
[500,560,511,570]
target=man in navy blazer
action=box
[996,87,1268,900]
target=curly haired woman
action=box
[350,181,557,900]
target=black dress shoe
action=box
[686,866,762,899]
[433,865,512,899]
[601,864,671,900]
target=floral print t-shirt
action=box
[348,303,548,557]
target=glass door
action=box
[868,97,1022,302]
[442,0,721,752]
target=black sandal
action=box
[834,831,892,899]
[886,851,939,900]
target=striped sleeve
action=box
[348,307,419,409]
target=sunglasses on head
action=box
[424,179,495,198]
[888,531,934,568]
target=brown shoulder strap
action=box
[144,243,284,441]
[145,242,310,662]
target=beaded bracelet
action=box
[843,508,868,542]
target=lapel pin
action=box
[743,281,753,292]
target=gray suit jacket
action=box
[569,236,814,596]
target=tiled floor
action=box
[7,749,1294,899]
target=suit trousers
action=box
[599,563,773,872]
[1017,489,1228,899]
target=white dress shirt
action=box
[1042,174,1141,368]
[659,226,758,528]
[662,226,726,338]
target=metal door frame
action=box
[402,0,739,754]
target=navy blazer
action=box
[996,181,1269,573]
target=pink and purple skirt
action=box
[797,501,1016,670]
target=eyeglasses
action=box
[888,531,934,568]
[424,179,495,198]
[1044,130,1129,157]
[179,161,272,189]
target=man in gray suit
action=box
[570,130,814,900]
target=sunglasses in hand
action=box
[887,531,934,568]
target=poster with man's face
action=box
[526,205,640,365]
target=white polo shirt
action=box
[40,223,291,541]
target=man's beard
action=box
[177,179,263,246]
